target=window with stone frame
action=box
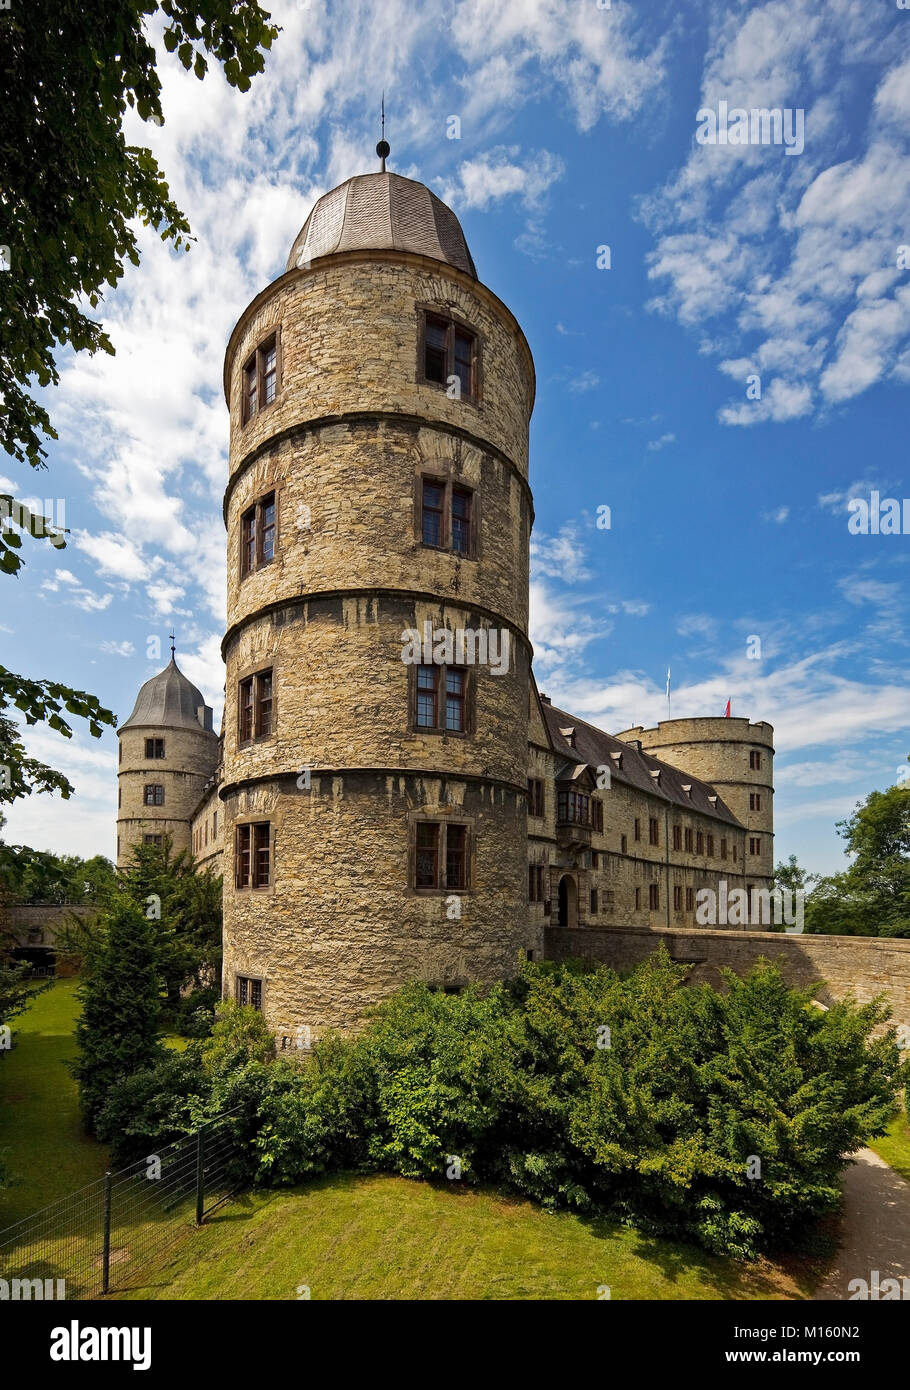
[413,821,470,892]
[749,749,762,770]
[145,737,165,759]
[236,975,263,1010]
[686,887,695,911]
[241,331,280,424]
[420,311,478,401]
[557,788,590,825]
[238,668,274,743]
[706,833,714,857]
[527,777,544,818]
[590,888,598,914]
[684,827,693,852]
[633,818,641,842]
[749,792,762,811]
[143,834,162,846]
[236,822,271,890]
[649,817,659,846]
[673,885,683,911]
[672,824,682,850]
[635,887,641,909]
[749,836,761,855]
[528,864,545,902]
[240,492,276,579]
[720,837,728,861]
[592,799,604,832]
[620,833,628,854]
[649,882,660,910]
[144,783,164,806]
[413,663,470,734]
[696,831,704,855]
[419,476,475,556]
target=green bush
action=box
[96,953,908,1258]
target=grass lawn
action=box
[869,1107,910,1186]
[110,1172,814,1302]
[0,978,108,1228]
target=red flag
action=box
[723,699,731,718]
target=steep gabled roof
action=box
[540,701,742,827]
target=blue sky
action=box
[2,0,909,873]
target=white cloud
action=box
[531,524,591,584]
[646,432,675,451]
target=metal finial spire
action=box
[376,92,390,172]
[169,631,176,658]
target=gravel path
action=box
[814,1148,910,1300]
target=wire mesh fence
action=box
[0,1109,247,1300]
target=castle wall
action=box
[616,718,774,886]
[544,925,910,1034]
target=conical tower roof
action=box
[120,656,214,733]
[286,171,477,279]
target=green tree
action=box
[72,895,163,1131]
[805,774,910,937]
[0,0,278,795]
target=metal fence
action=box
[0,1110,246,1299]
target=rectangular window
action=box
[242,333,279,423]
[143,783,164,806]
[649,883,660,910]
[213,811,218,838]
[686,887,695,911]
[240,492,277,578]
[445,667,465,732]
[592,799,603,833]
[706,834,714,857]
[672,825,681,851]
[239,669,274,743]
[528,865,545,902]
[620,834,627,854]
[143,833,162,846]
[720,837,728,861]
[236,976,263,1010]
[422,480,445,546]
[145,737,165,759]
[749,836,761,855]
[590,888,598,915]
[673,885,683,911]
[591,850,598,869]
[451,488,471,555]
[422,313,477,400]
[749,749,762,770]
[684,827,693,852]
[557,789,590,825]
[696,831,703,855]
[415,822,470,891]
[415,822,439,888]
[649,817,659,846]
[749,792,762,811]
[633,819,641,842]
[635,886,641,910]
[236,823,270,889]
[416,664,438,728]
[527,778,544,818]
[445,824,468,890]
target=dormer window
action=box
[559,726,576,749]
[609,751,623,770]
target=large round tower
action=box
[117,655,218,866]
[220,167,536,1035]
[615,718,775,888]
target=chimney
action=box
[540,693,551,704]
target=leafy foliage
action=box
[805,772,910,937]
[93,953,908,1257]
[72,895,163,1130]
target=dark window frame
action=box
[143,783,165,806]
[527,778,545,818]
[235,975,263,1010]
[238,667,274,744]
[145,737,165,760]
[419,474,477,557]
[240,490,277,580]
[241,329,281,426]
[417,308,480,403]
[235,822,272,890]
[411,819,472,894]
[411,662,472,737]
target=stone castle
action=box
[116,161,775,1037]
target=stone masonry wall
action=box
[544,925,910,1033]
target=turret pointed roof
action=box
[120,656,214,734]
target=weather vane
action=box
[377,92,390,172]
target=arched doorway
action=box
[557,874,578,927]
